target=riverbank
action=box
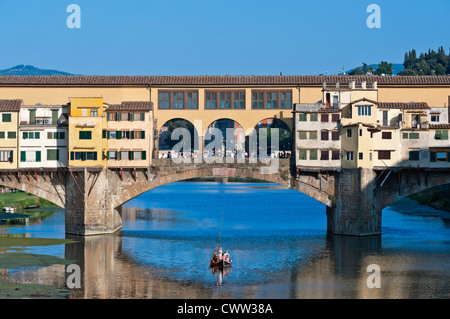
[0,235,77,299]
[408,184,450,212]
[0,191,57,211]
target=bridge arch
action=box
[109,163,332,211]
[0,172,65,208]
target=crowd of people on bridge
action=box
[158,150,291,159]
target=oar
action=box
[218,211,224,248]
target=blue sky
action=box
[0,0,448,75]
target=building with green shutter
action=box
[105,101,153,168]
[0,99,21,170]
[19,104,68,169]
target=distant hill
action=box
[0,65,74,76]
[341,63,404,75]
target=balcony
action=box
[20,117,68,127]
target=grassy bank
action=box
[0,235,77,299]
[0,191,57,210]
[409,184,450,212]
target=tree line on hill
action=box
[348,46,450,76]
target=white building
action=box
[19,104,68,169]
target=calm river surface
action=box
[1,181,449,299]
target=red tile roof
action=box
[107,101,152,111]
[377,102,430,109]
[0,99,22,111]
[429,124,450,129]
[0,75,449,86]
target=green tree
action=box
[374,61,393,75]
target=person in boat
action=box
[211,251,218,263]
[217,245,223,260]
[224,251,231,262]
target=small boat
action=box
[2,207,15,213]
[210,258,232,269]
[24,205,40,210]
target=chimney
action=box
[349,81,355,89]
[362,81,366,89]
[323,82,327,90]
[373,81,378,90]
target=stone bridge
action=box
[1,159,450,236]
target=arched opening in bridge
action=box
[251,118,293,157]
[204,119,245,156]
[158,118,199,158]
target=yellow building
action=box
[0,99,21,169]
[68,97,107,168]
[105,101,153,168]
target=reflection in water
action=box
[211,267,232,287]
[0,183,448,299]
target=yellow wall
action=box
[106,111,153,167]
[0,111,19,169]
[68,98,107,167]
[378,87,449,107]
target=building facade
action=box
[19,104,68,169]
[105,101,153,168]
[68,97,108,168]
[0,99,21,170]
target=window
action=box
[251,90,292,109]
[70,152,97,161]
[435,130,448,140]
[47,149,59,161]
[331,131,339,141]
[133,130,145,139]
[47,132,65,140]
[90,110,98,117]
[79,131,92,140]
[22,132,39,139]
[7,132,16,139]
[266,92,277,109]
[431,115,440,122]
[331,150,340,160]
[357,105,372,116]
[309,149,318,160]
[359,129,363,137]
[206,91,245,109]
[346,152,354,160]
[0,132,4,139]
[378,151,391,160]
[321,130,329,141]
[21,151,41,162]
[321,114,329,122]
[109,131,117,139]
[121,151,129,160]
[298,131,307,140]
[109,151,118,160]
[220,92,232,109]
[187,92,198,109]
[409,150,420,161]
[320,150,329,160]
[2,114,12,122]
[309,131,317,140]
[309,113,318,121]
[403,132,419,139]
[331,114,340,122]
[0,151,12,163]
[158,91,198,109]
[382,132,392,139]
[298,149,307,160]
[359,152,363,160]
[298,113,307,121]
[346,129,352,137]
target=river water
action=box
[0,181,449,299]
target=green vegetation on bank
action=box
[0,190,57,210]
[409,185,450,212]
